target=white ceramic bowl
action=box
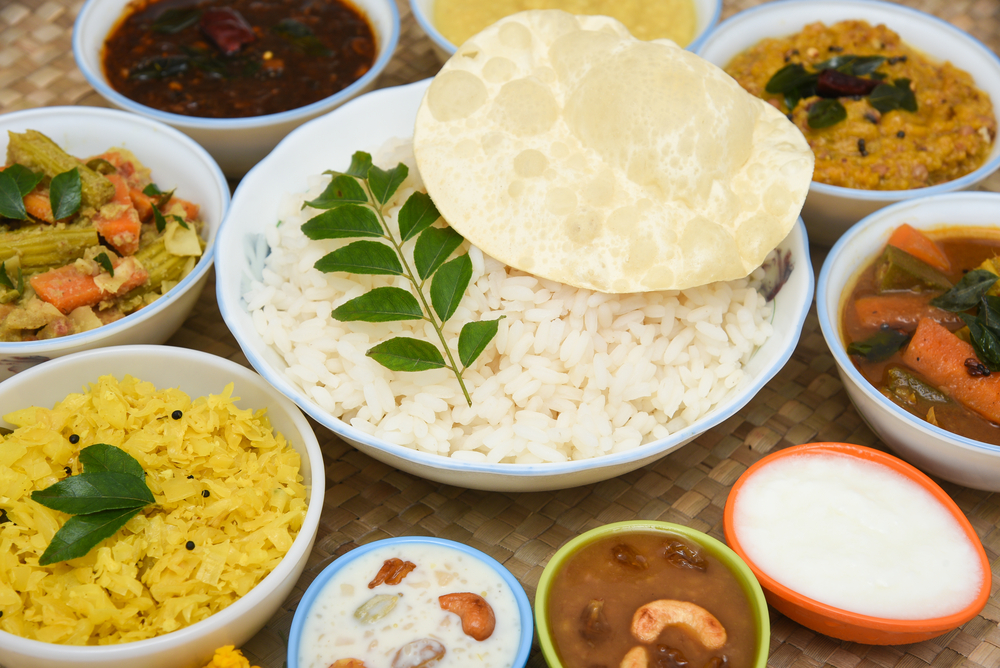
[215,78,814,492]
[817,191,1000,491]
[0,345,324,668]
[0,106,229,382]
[73,0,400,177]
[288,536,534,668]
[696,0,1000,248]
[410,0,722,60]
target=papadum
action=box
[413,10,813,292]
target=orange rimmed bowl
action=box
[723,442,990,645]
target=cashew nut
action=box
[439,592,496,641]
[620,646,648,668]
[631,600,726,649]
[329,660,366,668]
[391,638,445,668]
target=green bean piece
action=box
[0,224,99,270]
[6,130,114,210]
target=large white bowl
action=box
[410,0,723,60]
[73,0,400,177]
[215,78,814,492]
[0,345,324,668]
[817,191,1000,491]
[696,0,1000,248]
[0,106,229,382]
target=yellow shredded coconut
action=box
[0,375,306,645]
[202,645,261,668]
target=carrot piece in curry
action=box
[887,224,951,274]
[853,293,963,334]
[94,174,142,256]
[30,256,148,315]
[901,317,1000,424]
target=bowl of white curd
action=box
[288,536,533,668]
[723,442,990,644]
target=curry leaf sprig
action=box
[0,259,23,295]
[301,151,503,407]
[30,444,154,566]
[930,269,1000,371]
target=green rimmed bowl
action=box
[535,520,769,668]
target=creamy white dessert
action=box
[299,542,522,668]
[732,452,984,620]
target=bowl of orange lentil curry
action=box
[696,0,1000,246]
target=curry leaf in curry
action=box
[869,79,917,114]
[930,269,999,312]
[807,99,847,129]
[960,314,1000,371]
[4,163,44,197]
[31,444,154,565]
[95,252,114,278]
[301,151,502,406]
[273,18,330,57]
[847,325,911,362]
[151,7,201,34]
[0,171,28,220]
[0,260,16,292]
[49,168,82,220]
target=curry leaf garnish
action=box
[0,260,15,291]
[79,442,146,478]
[152,204,168,233]
[869,79,917,113]
[50,168,82,220]
[4,163,44,196]
[303,152,503,406]
[142,183,163,197]
[961,314,1000,371]
[38,508,144,566]
[273,18,330,57]
[846,324,910,361]
[31,444,154,565]
[807,99,847,129]
[930,269,998,312]
[765,64,817,95]
[0,171,29,220]
[95,252,114,277]
[152,7,201,34]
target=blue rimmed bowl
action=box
[0,106,229,381]
[817,191,1000,491]
[409,0,722,60]
[696,0,1000,247]
[213,78,814,492]
[73,0,400,177]
[288,536,533,668]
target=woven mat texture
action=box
[3,0,1000,667]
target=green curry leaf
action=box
[38,507,143,566]
[807,99,847,129]
[49,168,82,220]
[331,286,424,323]
[0,171,28,220]
[314,240,403,276]
[458,318,504,369]
[366,337,446,372]
[79,443,146,479]
[930,269,998,312]
[846,325,911,362]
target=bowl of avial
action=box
[723,442,990,644]
[409,0,722,59]
[696,0,1000,246]
[0,345,324,668]
[216,10,815,492]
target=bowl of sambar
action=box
[535,521,768,668]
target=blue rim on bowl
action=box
[816,191,1000,459]
[287,536,534,668]
[71,0,401,131]
[694,0,1000,202]
[0,106,228,357]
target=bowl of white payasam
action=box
[288,536,533,668]
[410,0,722,60]
[723,442,990,645]
[215,78,815,492]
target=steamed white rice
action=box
[244,140,775,464]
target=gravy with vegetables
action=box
[843,224,1000,443]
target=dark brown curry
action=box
[546,531,757,668]
[102,0,377,118]
[842,226,1000,444]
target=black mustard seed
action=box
[897,130,906,138]
[202,490,210,498]
[69,434,80,444]
[858,138,868,157]
[186,541,195,550]
[171,410,183,420]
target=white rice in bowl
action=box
[243,140,775,464]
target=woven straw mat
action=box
[2,0,1000,667]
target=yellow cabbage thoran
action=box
[0,375,306,645]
